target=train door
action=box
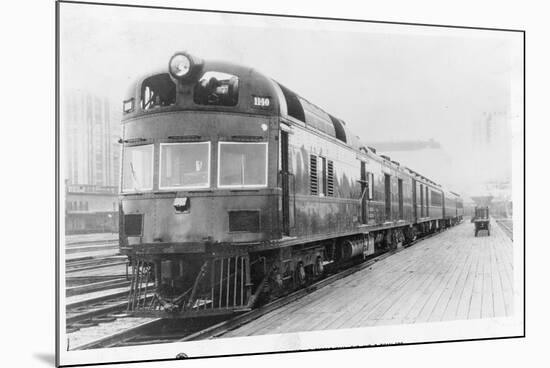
[360,162,368,224]
[412,179,417,220]
[280,130,293,236]
[398,178,403,220]
[420,184,424,217]
[384,174,391,221]
[425,186,429,217]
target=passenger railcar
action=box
[119,52,463,317]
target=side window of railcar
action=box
[431,190,442,206]
[368,172,374,200]
[141,74,176,110]
[194,71,239,107]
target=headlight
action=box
[169,52,203,81]
[169,53,191,78]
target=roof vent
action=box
[277,83,305,122]
[328,115,347,143]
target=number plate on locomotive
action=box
[252,96,271,108]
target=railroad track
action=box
[66,256,128,273]
[66,278,130,297]
[66,237,118,246]
[65,242,119,255]
[67,275,130,287]
[66,284,152,333]
[495,218,513,240]
[73,226,448,350]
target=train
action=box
[119,51,464,318]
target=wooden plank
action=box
[230,253,416,336]
[400,242,460,324]
[424,241,472,322]
[415,244,465,322]
[330,245,437,329]
[439,245,474,321]
[306,250,419,326]
[357,265,429,326]
[374,239,460,325]
[481,239,495,319]
[225,220,516,338]
[467,247,484,320]
[489,239,506,317]
[379,253,447,325]
[453,247,480,320]
[310,259,416,330]
[489,221,513,317]
[496,243,514,317]
[428,238,473,322]
[396,246,454,323]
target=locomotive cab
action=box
[120,53,283,248]
[119,52,286,315]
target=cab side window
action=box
[194,71,239,107]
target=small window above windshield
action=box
[141,74,176,110]
[194,71,239,107]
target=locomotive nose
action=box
[121,191,273,250]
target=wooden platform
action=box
[225,219,513,337]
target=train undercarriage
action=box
[126,218,461,318]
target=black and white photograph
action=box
[54,1,524,366]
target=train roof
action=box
[127,52,461,198]
[126,55,360,145]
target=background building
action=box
[470,111,512,186]
[64,90,121,234]
[64,89,121,187]
[65,184,119,234]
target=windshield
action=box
[160,142,211,189]
[122,145,153,192]
[218,142,267,187]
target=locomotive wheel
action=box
[295,262,306,285]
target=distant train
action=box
[119,52,464,317]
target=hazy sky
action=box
[60,3,523,195]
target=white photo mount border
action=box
[56,1,525,366]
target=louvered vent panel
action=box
[310,155,318,195]
[327,160,334,196]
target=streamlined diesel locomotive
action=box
[119,52,464,318]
